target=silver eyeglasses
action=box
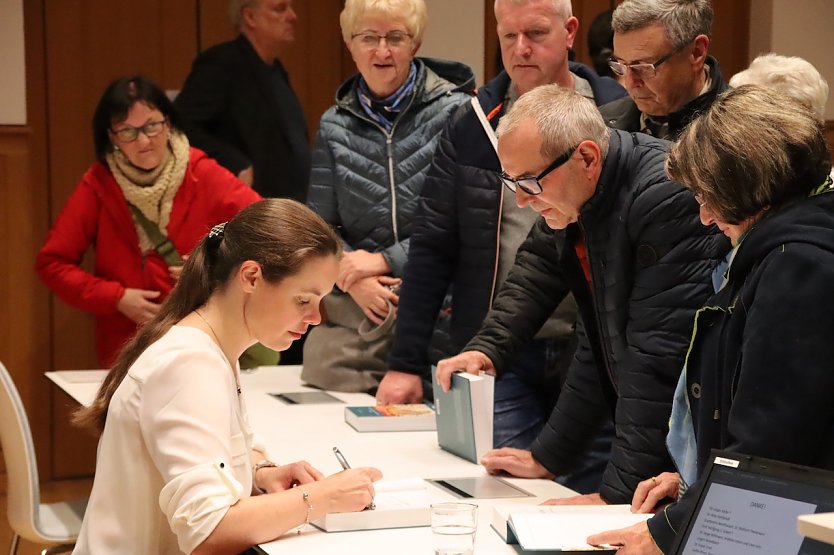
[608,39,693,80]
[110,119,167,143]
[499,145,578,195]
[351,31,413,50]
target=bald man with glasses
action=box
[599,0,728,140]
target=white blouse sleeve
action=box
[139,349,245,554]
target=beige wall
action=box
[420,0,485,85]
[0,0,26,124]
[748,0,834,120]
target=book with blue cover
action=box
[431,368,494,463]
[344,404,436,432]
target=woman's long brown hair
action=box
[74,199,341,433]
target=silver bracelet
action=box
[298,487,313,534]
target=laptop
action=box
[670,449,834,555]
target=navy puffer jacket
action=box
[388,64,626,374]
[308,58,475,276]
[468,130,729,503]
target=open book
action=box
[491,504,652,552]
[312,479,454,532]
[431,369,494,463]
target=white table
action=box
[798,512,834,546]
[47,366,576,554]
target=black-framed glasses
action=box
[110,119,168,143]
[500,145,578,195]
[351,31,413,50]
[608,39,693,80]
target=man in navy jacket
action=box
[378,0,625,492]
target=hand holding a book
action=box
[376,370,424,404]
[480,447,554,479]
[435,351,496,392]
[586,520,662,555]
[630,471,680,513]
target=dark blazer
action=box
[175,34,310,201]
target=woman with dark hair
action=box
[36,75,261,368]
[589,85,834,554]
[73,199,381,554]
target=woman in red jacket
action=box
[36,76,262,368]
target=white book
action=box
[491,504,651,552]
[312,479,454,532]
[431,370,495,463]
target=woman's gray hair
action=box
[667,85,832,225]
[340,0,428,44]
[496,84,610,159]
[612,0,712,48]
[494,0,572,20]
[229,0,258,29]
[729,53,829,120]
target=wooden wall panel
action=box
[43,1,200,373]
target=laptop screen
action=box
[672,451,834,555]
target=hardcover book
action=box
[344,404,436,432]
[431,368,494,463]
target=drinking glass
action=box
[430,502,477,555]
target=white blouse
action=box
[74,326,258,554]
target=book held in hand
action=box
[491,504,652,552]
[431,368,495,463]
[344,404,437,432]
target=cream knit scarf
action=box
[107,131,190,253]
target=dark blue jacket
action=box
[469,130,729,503]
[649,186,834,552]
[388,63,625,373]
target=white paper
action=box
[508,509,651,551]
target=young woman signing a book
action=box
[72,199,382,554]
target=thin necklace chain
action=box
[194,309,241,395]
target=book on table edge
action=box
[344,403,436,432]
[312,479,453,532]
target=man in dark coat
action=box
[377,0,625,492]
[435,84,728,505]
[601,0,728,140]
[175,0,309,202]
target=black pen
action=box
[332,446,375,510]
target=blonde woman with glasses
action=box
[303,0,475,393]
[36,75,261,368]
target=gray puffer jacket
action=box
[308,58,476,276]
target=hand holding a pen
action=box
[333,447,377,510]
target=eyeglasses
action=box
[499,145,578,195]
[608,39,692,80]
[351,31,413,50]
[694,194,708,208]
[110,119,168,143]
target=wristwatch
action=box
[253,459,278,494]
[253,459,278,474]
